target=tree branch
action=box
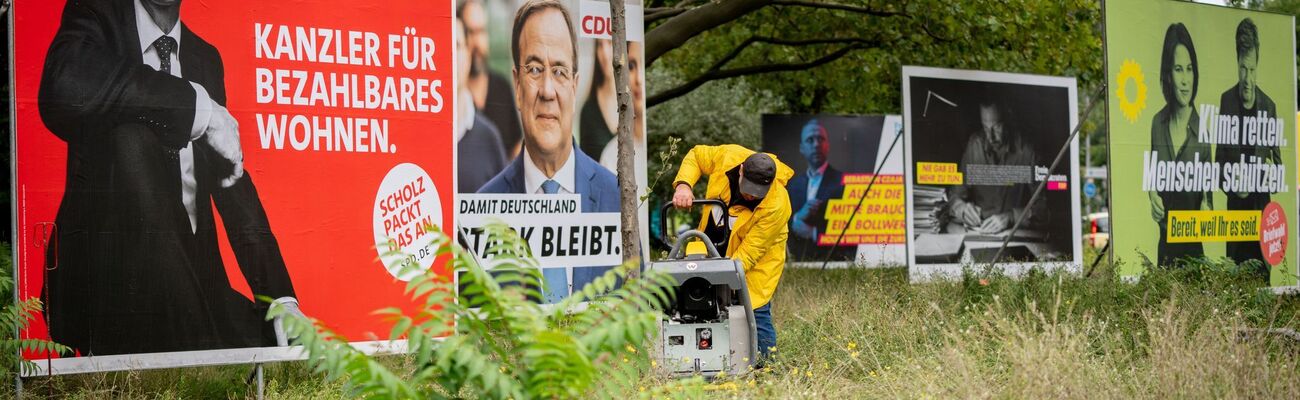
[645,0,773,67]
[648,40,875,107]
[704,36,878,81]
[770,0,905,17]
[645,7,688,23]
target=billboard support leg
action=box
[256,363,264,400]
[246,363,264,399]
[1085,240,1110,278]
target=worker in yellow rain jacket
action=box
[671,144,793,361]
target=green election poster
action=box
[1106,0,1298,287]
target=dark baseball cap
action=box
[739,153,776,198]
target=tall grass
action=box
[17,258,1300,399]
[682,259,1300,399]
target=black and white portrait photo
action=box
[37,0,301,356]
[903,67,1082,281]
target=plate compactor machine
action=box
[650,200,758,377]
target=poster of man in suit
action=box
[12,0,455,372]
[455,0,646,301]
[761,114,907,267]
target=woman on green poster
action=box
[1149,22,1212,267]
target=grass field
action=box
[15,251,1300,399]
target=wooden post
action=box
[609,0,642,274]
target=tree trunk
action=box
[609,0,642,274]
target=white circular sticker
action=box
[373,163,442,281]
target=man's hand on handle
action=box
[672,183,695,208]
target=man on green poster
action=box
[1215,18,1279,275]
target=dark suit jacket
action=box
[788,164,845,230]
[38,0,294,355]
[482,71,522,155]
[1216,84,1277,268]
[1216,84,1278,210]
[477,145,620,213]
[787,164,849,259]
[458,114,508,192]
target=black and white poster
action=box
[761,114,905,267]
[902,67,1082,281]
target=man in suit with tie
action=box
[38,0,299,355]
[477,0,619,214]
[787,119,850,260]
[477,0,618,300]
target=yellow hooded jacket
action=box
[673,144,794,309]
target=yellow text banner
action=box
[1165,210,1261,243]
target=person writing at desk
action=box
[948,102,1046,234]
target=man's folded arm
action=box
[38,1,200,149]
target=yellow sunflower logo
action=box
[1116,60,1148,123]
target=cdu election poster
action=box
[11,0,455,373]
[761,114,906,267]
[1105,0,1299,287]
[453,0,647,302]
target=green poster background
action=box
[1106,0,1298,287]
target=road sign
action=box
[1084,180,1097,198]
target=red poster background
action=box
[13,0,455,359]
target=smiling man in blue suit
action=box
[478,0,619,300]
[477,0,618,213]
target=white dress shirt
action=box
[806,162,828,203]
[523,146,577,194]
[135,0,213,233]
[456,92,474,143]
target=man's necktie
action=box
[541,180,560,194]
[153,36,177,74]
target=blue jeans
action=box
[754,303,775,362]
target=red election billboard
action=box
[10,0,454,373]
